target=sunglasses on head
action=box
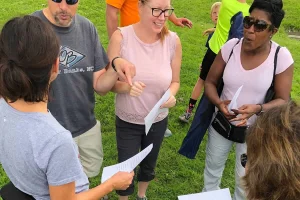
[243,16,274,32]
[52,0,78,5]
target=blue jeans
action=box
[178,94,215,159]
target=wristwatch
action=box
[256,104,264,116]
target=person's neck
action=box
[133,23,160,44]
[8,99,48,114]
[237,0,247,3]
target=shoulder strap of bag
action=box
[217,39,241,96]
[227,39,241,63]
[271,45,281,87]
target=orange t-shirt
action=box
[106,0,140,27]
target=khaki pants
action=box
[74,120,103,178]
[203,125,247,200]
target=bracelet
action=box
[111,56,120,72]
[256,104,263,116]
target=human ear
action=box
[49,58,59,83]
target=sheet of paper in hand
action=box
[101,144,153,183]
[228,85,243,114]
[178,188,232,200]
[144,89,170,135]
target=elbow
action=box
[204,80,216,95]
[95,88,109,96]
[94,86,110,96]
[204,79,211,90]
[97,91,108,96]
[204,78,217,89]
[100,92,107,96]
[204,81,210,91]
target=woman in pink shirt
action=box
[203,0,293,199]
[107,0,182,199]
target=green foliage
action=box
[0,0,299,199]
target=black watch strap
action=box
[111,56,120,72]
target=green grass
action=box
[1,0,300,200]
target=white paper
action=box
[144,89,170,135]
[228,85,243,113]
[178,188,232,200]
[101,144,153,183]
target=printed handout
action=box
[144,89,170,135]
[178,188,232,200]
[101,144,153,183]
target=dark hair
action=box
[243,101,300,200]
[249,0,285,28]
[0,15,60,103]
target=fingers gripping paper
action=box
[144,89,170,135]
[101,144,153,183]
[228,85,243,113]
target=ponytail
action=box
[160,25,169,42]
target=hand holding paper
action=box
[144,89,170,135]
[101,144,153,183]
[230,103,262,126]
[108,171,134,190]
[160,94,176,109]
[228,85,243,113]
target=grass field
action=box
[0,0,299,199]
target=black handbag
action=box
[212,111,249,143]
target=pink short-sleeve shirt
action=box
[220,38,294,125]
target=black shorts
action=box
[115,116,168,196]
[199,47,217,81]
[0,182,34,200]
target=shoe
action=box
[179,112,192,123]
[136,196,147,200]
[164,128,172,137]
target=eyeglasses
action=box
[243,16,274,32]
[146,4,174,17]
[52,0,79,5]
[241,153,247,168]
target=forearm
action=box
[168,12,177,24]
[106,9,119,39]
[204,82,221,106]
[261,98,286,112]
[75,180,114,200]
[94,67,118,95]
[111,81,131,94]
[169,82,180,96]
